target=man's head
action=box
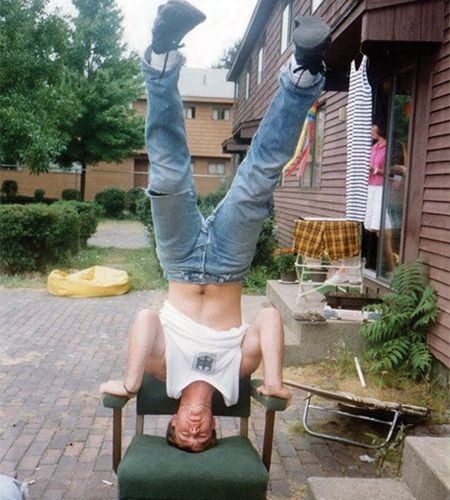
[166,402,217,452]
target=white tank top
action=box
[160,301,248,406]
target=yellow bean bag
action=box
[48,265,130,297]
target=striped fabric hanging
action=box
[345,55,372,221]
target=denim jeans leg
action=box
[205,70,325,278]
[142,55,204,271]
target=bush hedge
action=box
[62,188,81,201]
[0,203,81,274]
[53,200,100,247]
[95,187,126,218]
[125,187,147,214]
[1,179,18,197]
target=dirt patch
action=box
[282,361,449,424]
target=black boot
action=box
[293,16,331,76]
[151,0,206,55]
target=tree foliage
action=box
[0,0,145,200]
[0,0,79,170]
[57,0,145,199]
[212,40,241,70]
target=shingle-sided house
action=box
[224,0,449,374]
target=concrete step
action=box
[306,437,450,500]
[306,477,415,500]
[266,280,365,364]
[402,437,450,500]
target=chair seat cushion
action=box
[118,434,268,500]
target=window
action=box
[208,162,225,175]
[184,105,196,119]
[245,71,250,99]
[213,108,230,120]
[301,105,325,188]
[257,46,264,85]
[49,162,81,173]
[280,0,293,53]
[0,162,20,171]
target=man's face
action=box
[170,403,216,452]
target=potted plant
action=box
[273,247,297,282]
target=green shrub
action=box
[243,266,274,294]
[126,187,147,214]
[251,214,277,270]
[361,259,438,380]
[0,204,80,273]
[34,189,45,202]
[95,187,126,218]
[1,179,18,197]
[53,200,100,247]
[62,188,81,201]
[136,193,152,231]
[198,182,229,217]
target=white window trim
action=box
[245,71,250,100]
[257,46,264,85]
[312,0,325,13]
[280,1,293,53]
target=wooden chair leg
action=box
[112,408,122,473]
[262,410,275,471]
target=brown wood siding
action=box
[230,0,450,370]
[362,0,445,44]
[274,90,349,247]
[233,1,293,131]
[420,2,450,368]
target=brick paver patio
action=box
[0,221,386,499]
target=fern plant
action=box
[360,259,438,380]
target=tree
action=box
[212,40,241,70]
[56,0,145,200]
[0,0,79,170]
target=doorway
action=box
[364,67,414,282]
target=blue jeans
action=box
[142,55,324,284]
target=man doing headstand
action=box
[101,0,330,453]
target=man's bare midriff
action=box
[168,281,243,330]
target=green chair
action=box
[103,374,288,499]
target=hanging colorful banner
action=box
[282,101,318,178]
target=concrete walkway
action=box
[0,220,435,499]
[87,220,150,249]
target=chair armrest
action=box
[102,393,129,472]
[250,379,289,412]
[102,393,129,409]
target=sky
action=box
[48,0,259,68]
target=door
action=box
[367,67,414,282]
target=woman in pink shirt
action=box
[364,124,394,273]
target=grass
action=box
[0,244,269,294]
[0,247,270,295]
[0,245,167,292]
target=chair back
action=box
[136,374,251,418]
